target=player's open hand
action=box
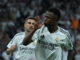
[34,16,43,30]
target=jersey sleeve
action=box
[7,35,18,48]
[60,33,73,50]
[59,27,73,50]
[64,35,73,50]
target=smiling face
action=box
[24,19,37,32]
[44,11,58,26]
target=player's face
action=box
[24,19,36,32]
[44,11,57,26]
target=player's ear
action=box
[24,22,26,28]
[24,20,27,27]
[24,23,26,28]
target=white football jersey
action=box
[7,32,36,60]
[32,25,73,60]
[16,42,36,60]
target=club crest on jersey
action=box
[55,37,59,42]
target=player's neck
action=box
[47,25,58,33]
[25,31,29,36]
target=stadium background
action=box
[0,0,80,60]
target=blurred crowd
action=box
[0,0,80,60]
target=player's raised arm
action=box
[22,29,37,45]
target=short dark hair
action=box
[25,16,37,22]
[47,7,61,20]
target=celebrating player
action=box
[6,17,37,60]
[23,7,73,60]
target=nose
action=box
[30,24,33,27]
[30,23,34,28]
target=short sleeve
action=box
[60,34,73,50]
[7,35,18,48]
[64,35,73,50]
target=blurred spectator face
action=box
[44,11,57,26]
[24,19,37,32]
